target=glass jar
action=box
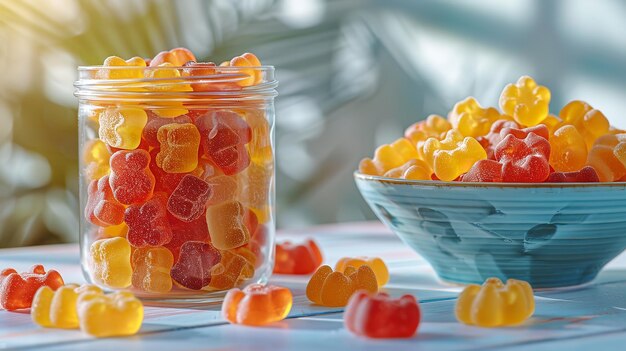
[74,63,276,302]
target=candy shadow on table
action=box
[356,176,626,288]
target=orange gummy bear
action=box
[156,123,201,173]
[222,284,292,326]
[306,265,378,307]
[559,100,610,149]
[131,247,174,293]
[404,115,451,144]
[206,201,251,250]
[587,133,626,182]
[335,257,389,287]
[359,138,419,176]
[550,125,588,172]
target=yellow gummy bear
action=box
[448,97,507,137]
[77,290,143,338]
[559,100,610,149]
[455,277,535,327]
[145,63,192,118]
[32,284,102,329]
[83,139,111,180]
[422,129,487,181]
[358,138,419,176]
[334,256,389,287]
[499,76,550,126]
[383,159,432,180]
[98,106,148,149]
[404,114,451,144]
[96,56,146,80]
[89,237,132,289]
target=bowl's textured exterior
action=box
[355,173,626,288]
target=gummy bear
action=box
[98,106,148,150]
[546,166,599,182]
[205,175,238,206]
[306,265,378,307]
[131,247,174,293]
[383,159,432,180]
[125,193,173,247]
[150,47,196,67]
[237,162,271,210]
[586,133,626,182]
[206,201,251,250]
[479,120,520,159]
[359,138,419,176]
[165,216,210,260]
[404,114,451,144]
[89,237,133,289]
[222,284,292,326]
[208,250,254,290]
[149,149,186,194]
[83,139,111,180]
[32,284,101,329]
[495,132,551,182]
[170,241,221,290]
[559,100,610,149]
[167,175,211,222]
[109,149,156,205]
[195,110,252,175]
[274,239,323,275]
[96,56,146,79]
[448,97,505,137]
[344,291,420,338]
[221,53,262,87]
[155,123,201,173]
[145,63,192,117]
[142,114,192,147]
[549,125,588,172]
[77,290,143,337]
[242,110,273,165]
[462,159,503,182]
[455,277,534,327]
[499,76,550,126]
[0,265,64,311]
[422,130,487,181]
[335,257,389,287]
[85,175,125,227]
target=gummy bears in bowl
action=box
[355,76,626,288]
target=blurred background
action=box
[1,0,626,247]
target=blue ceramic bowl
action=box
[355,172,626,288]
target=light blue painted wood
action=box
[1,222,626,350]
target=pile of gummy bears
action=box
[81,48,272,295]
[359,76,626,183]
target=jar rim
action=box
[74,65,277,101]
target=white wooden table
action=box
[1,221,626,350]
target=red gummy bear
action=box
[149,149,185,194]
[462,159,503,182]
[479,120,520,159]
[167,175,212,222]
[85,175,125,227]
[170,241,221,290]
[273,239,323,275]
[494,132,551,182]
[0,265,64,311]
[344,291,421,339]
[125,193,173,247]
[165,216,210,260]
[109,149,156,205]
[546,166,600,183]
[500,124,550,141]
[195,111,252,175]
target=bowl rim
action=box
[354,171,626,188]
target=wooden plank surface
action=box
[1,221,626,350]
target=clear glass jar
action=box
[74,63,276,302]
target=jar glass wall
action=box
[75,65,276,302]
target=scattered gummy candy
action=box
[344,291,420,338]
[455,277,534,327]
[306,265,378,307]
[222,284,293,326]
[0,265,64,311]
